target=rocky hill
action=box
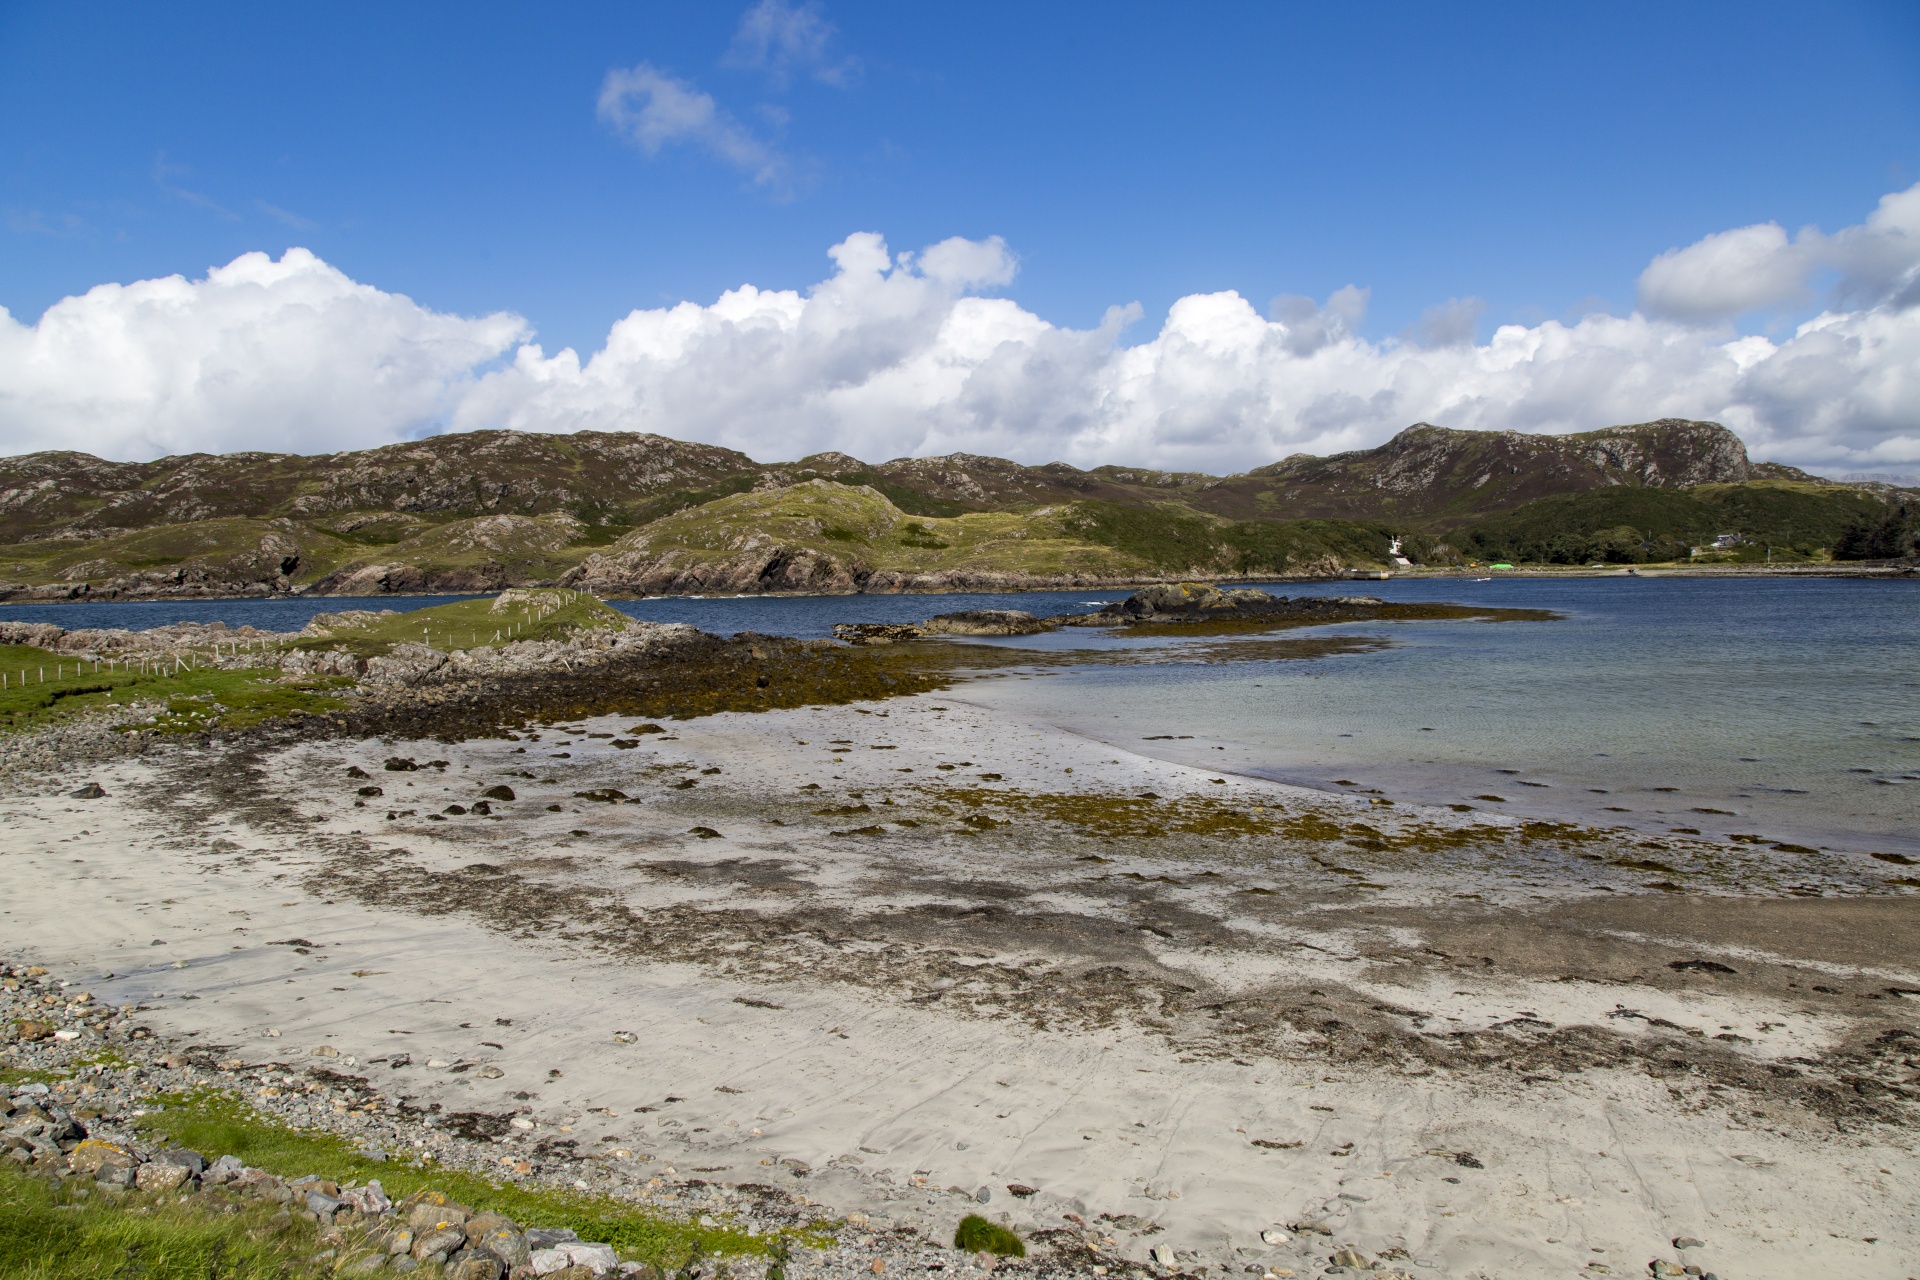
[0,419,1894,599]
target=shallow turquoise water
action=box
[961,577,1920,857]
[10,577,1917,855]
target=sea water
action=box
[8,577,1916,855]
[959,577,1920,858]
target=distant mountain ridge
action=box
[0,420,1892,600]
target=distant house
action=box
[1691,532,1745,557]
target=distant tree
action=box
[1833,502,1918,560]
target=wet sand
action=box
[3,690,1917,1279]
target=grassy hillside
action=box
[1456,481,1893,564]
[3,422,1904,599]
[604,480,1155,578]
[1058,502,1448,573]
[0,512,606,597]
[0,518,359,595]
[595,481,1441,583]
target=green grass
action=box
[611,481,1157,578]
[297,589,628,659]
[131,1090,777,1267]
[0,645,350,737]
[0,1161,330,1280]
[952,1214,1024,1257]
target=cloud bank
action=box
[0,249,525,461]
[4,186,1919,473]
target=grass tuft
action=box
[952,1214,1024,1257]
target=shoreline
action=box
[5,684,1917,1279]
[3,560,1914,611]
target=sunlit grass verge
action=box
[133,1089,784,1266]
[298,589,627,659]
[0,644,350,737]
[0,1160,328,1280]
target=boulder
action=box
[475,1226,531,1270]
[531,1243,618,1276]
[157,1148,206,1176]
[364,644,450,687]
[480,785,516,801]
[412,1228,469,1262]
[66,1139,134,1174]
[135,1162,193,1191]
[410,1202,470,1232]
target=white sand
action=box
[3,691,1915,1279]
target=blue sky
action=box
[4,1,1915,351]
[2,2,1918,470]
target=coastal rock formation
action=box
[1061,582,1389,626]
[831,623,925,646]
[920,609,1049,635]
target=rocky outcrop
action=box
[566,546,868,596]
[831,623,925,646]
[920,609,1048,636]
[1060,582,1387,626]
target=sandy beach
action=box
[4,677,1917,1280]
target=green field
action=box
[293,588,628,659]
[0,645,350,737]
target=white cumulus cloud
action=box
[0,248,525,461]
[1639,181,1920,320]
[5,186,1920,474]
